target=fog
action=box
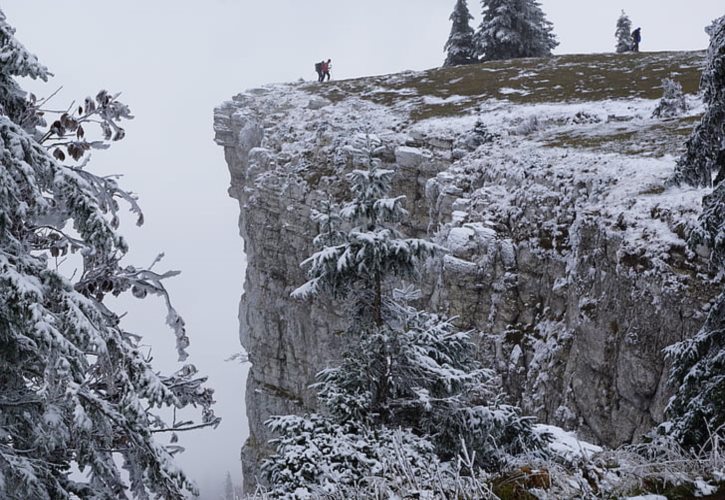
[3,1,722,497]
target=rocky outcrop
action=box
[214,52,720,490]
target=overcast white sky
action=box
[3,1,723,498]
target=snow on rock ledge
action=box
[214,51,721,491]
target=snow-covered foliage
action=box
[292,135,441,326]
[262,302,547,497]
[665,15,725,452]
[443,0,477,67]
[255,429,725,499]
[652,78,689,119]
[315,300,547,467]
[0,10,49,125]
[262,417,439,497]
[0,10,217,499]
[679,16,725,276]
[265,138,548,497]
[672,15,725,188]
[615,10,634,53]
[666,292,725,449]
[523,433,725,499]
[691,181,725,271]
[261,426,500,499]
[476,0,558,61]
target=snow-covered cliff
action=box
[213,51,722,489]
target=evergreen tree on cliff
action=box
[476,0,558,61]
[290,135,441,326]
[615,10,633,53]
[443,0,478,67]
[0,9,217,498]
[666,15,725,450]
[263,135,547,496]
[671,15,725,188]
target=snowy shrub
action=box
[570,111,603,125]
[496,432,725,499]
[260,429,501,499]
[261,417,439,497]
[511,115,541,135]
[652,78,689,119]
[259,420,725,499]
[592,435,725,498]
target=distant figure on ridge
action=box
[632,27,642,52]
[314,60,324,82]
[321,59,332,82]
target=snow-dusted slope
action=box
[214,51,722,490]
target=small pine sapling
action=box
[652,78,689,119]
[615,10,633,53]
[291,134,441,327]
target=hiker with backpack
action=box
[321,59,331,82]
[632,27,641,52]
[314,60,324,82]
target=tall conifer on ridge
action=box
[476,0,558,61]
[615,10,634,53]
[444,0,478,67]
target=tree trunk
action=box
[373,272,382,327]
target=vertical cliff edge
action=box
[214,51,722,489]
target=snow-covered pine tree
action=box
[314,297,547,468]
[666,15,725,451]
[291,135,441,327]
[263,136,547,496]
[666,294,725,449]
[476,0,558,61]
[615,10,633,53]
[0,10,218,499]
[671,15,725,188]
[443,0,478,67]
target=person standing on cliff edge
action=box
[632,27,642,52]
[321,59,332,81]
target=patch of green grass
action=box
[302,51,704,123]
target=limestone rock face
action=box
[214,52,720,491]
